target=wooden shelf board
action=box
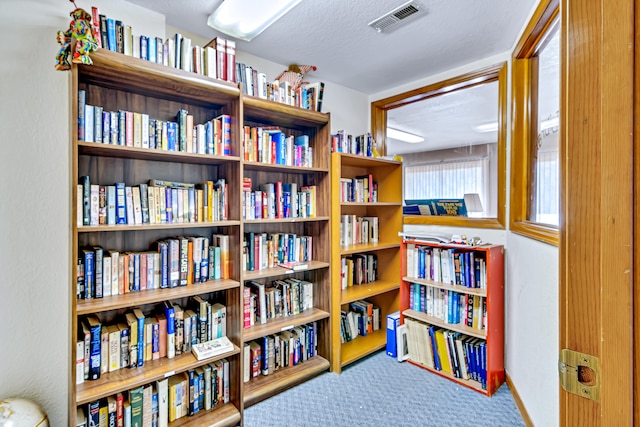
[403,277,487,297]
[340,329,387,367]
[340,202,402,207]
[336,153,402,168]
[243,308,330,342]
[406,359,488,395]
[78,141,241,165]
[340,280,399,304]
[243,161,329,174]
[77,279,241,315]
[78,220,240,233]
[339,241,400,255]
[243,260,329,281]
[169,403,241,427]
[243,356,330,407]
[243,216,329,224]
[403,309,487,339]
[242,96,329,129]
[79,49,239,106]
[76,345,241,405]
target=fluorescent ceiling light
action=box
[207,0,302,41]
[387,127,424,143]
[475,117,559,133]
[541,117,559,130]
[474,122,498,133]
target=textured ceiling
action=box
[125,0,537,95]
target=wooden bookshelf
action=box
[239,92,332,406]
[399,239,505,395]
[330,153,403,373]
[69,49,249,426]
[70,48,334,424]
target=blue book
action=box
[78,90,86,141]
[102,111,110,144]
[87,400,100,426]
[417,247,426,279]
[133,253,140,292]
[140,35,149,61]
[110,111,118,144]
[148,36,156,63]
[151,391,159,427]
[218,114,231,155]
[106,18,117,52]
[148,119,156,150]
[205,121,214,154]
[171,188,178,223]
[271,132,285,165]
[120,326,129,369]
[188,188,195,222]
[429,326,441,371]
[165,188,173,223]
[158,241,168,288]
[118,110,126,146]
[115,182,127,224]
[386,311,400,358]
[82,249,94,300]
[85,315,101,380]
[167,121,177,151]
[133,309,145,367]
[106,185,116,225]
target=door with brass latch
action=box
[560,0,634,425]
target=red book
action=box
[116,392,124,427]
[225,39,236,83]
[156,312,168,358]
[125,111,134,147]
[91,7,102,49]
[243,286,251,328]
[275,181,283,218]
[139,252,147,291]
[212,37,226,81]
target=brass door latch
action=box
[558,348,600,401]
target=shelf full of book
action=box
[71,49,244,427]
[330,153,403,373]
[399,238,505,395]
[239,93,332,406]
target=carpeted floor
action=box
[244,350,525,427]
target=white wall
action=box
[0,1,164,425]
[373,11,560,425]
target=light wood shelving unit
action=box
[330,153,403,373]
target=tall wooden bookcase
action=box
[70,49,332,424]
[399,237,505,395]
[330,154,403,373]
[240,97,332,406]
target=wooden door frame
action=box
[560,0,634,424]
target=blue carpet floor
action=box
[244,351,524,426]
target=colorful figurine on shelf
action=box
[274,64,317,90]
[55,0,97,70]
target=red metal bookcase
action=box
[399,237,505,396]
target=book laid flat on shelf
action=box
[278,261,308,271]
[191,336,233,360]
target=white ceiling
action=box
[126,0,542,153]
[126,0,537,95]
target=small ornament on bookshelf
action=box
[55,1,98,70]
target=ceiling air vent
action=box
[368,1,422,33]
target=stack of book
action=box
[243,278,314,327]
[339,300,381,343]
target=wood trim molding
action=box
[374,62,508,229]
[505,374,534,427]
[509,0,560,246]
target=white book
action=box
[191,336,233,360]
[108,250,119,296]
[257,73,267,99]
[204,46,216,79]
[132,186,142,225]
[84,105,94,142]
[180,37,191,72]
[76,185,83,227]
[125,186,135,224]
[165,38,175,68]
[124,25,133,56]
[108,325,120,372]
[141,113,149,148]
[102,256,111,297]
[243,343,250,383]
[156,378,168,427]
[106,185,116,225]
[90,184,99,226]
[76,340,84,384]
